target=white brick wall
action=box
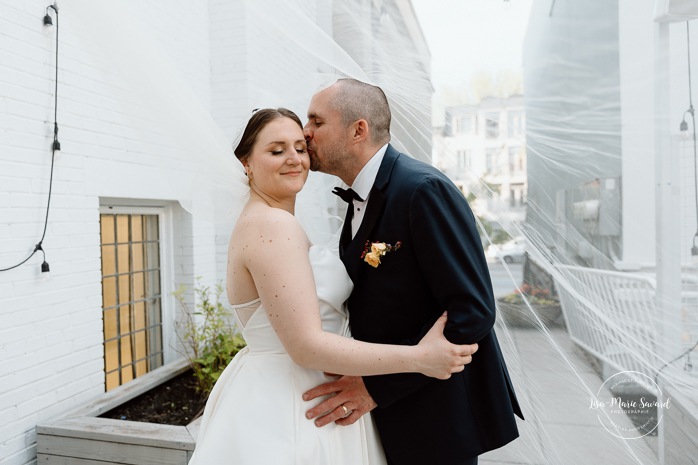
[0,2,224,464]
[1,4,102,464]
[209,0,248,138]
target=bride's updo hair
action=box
[234,108,304,163]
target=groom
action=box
[302,78,523,465]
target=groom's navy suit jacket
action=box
[342,145,523,465]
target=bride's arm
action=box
[241,210,475,379]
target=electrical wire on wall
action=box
[685,21,698,259]
[0,3,60,274]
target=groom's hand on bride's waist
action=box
[302,376,377,427]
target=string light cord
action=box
[0,4,59,273]
[687,21,698,254]
[655,339,698,385]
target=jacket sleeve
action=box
[363,176,497,407]
[409,176,497,343]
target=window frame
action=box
[485,112,500,139]
[98,201,177,389]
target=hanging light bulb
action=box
[681,106,695,132]
[34,242,50,277]
[52,123,60,151]
[43,3,58,26]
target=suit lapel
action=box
[343,187,385,278]
[342,145,400,279]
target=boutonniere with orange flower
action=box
[360,240,402,268]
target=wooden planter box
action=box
[496,300,563,328]
[36,359,201,465]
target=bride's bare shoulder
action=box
[231,205,309,250]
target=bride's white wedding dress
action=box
[188,245,386,465]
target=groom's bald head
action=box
[330,79,391,146]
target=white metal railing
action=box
[554,265,664,379]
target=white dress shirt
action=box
[348,143,388,238]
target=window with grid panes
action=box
[485,112,500,139]
[100,213,163,391]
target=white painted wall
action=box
[0,2,219,464]
[618,0,658,268]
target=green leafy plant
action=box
[491,229,512,245]
[500,283,559,306]
[174,281,246,395]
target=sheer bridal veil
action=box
[65,0,697,464]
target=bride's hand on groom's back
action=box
[416,312,478,380]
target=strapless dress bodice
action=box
[232,245,354,354]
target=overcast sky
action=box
[411,0,534,94]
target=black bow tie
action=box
[332,186,364,204]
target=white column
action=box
[654,20,683,465]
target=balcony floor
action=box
[481,326,660,465]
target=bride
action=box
[188,108,478,464]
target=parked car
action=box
[496,238,526,263]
